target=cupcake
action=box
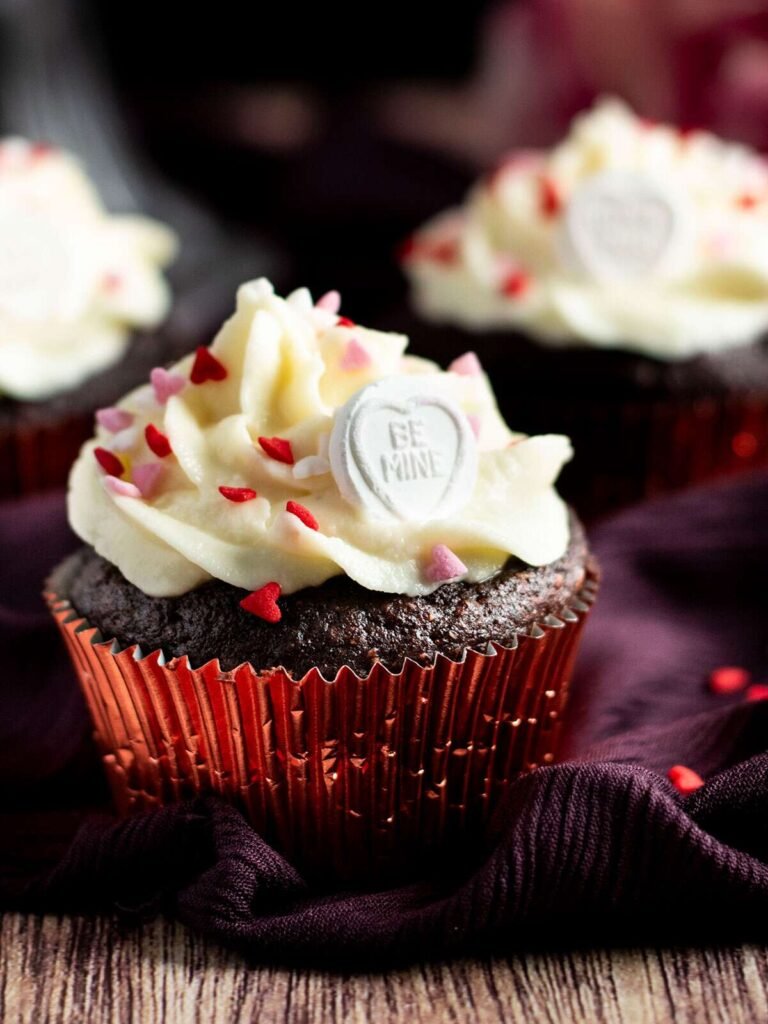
[399,98,768,518]
[0,137,176,496]
[48,279,597,882]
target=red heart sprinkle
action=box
[501,270,531,297]
[746,684,768,702]
[336,316,356,328]
[190,346,228,384]
[709,665,750,695]
[539,176,561,218]
[667,765,704,795]
[219,486,258,502]
[286,500,319,530]
[258,436,294,464]
[94,447,124,477]
[145,424,173,458]
[240,582,282,623]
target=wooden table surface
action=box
[1,914,766,1024]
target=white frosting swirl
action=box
[68,279,572,598]
[0,138,176,400]
[404,98,768,360]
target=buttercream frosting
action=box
[0,137,176,400]
[68,279,572,599]
[404,98,768,360]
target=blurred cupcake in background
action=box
[0,138,176,497]
[48,278,597,883]
[399,98,768,518]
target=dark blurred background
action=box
[3,0,768,324]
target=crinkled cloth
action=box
[1,476,767,966]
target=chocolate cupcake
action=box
[0,137,176,496]
[398,98,768,518]
[48,279,597,882]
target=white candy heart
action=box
[329,377,477,522]
[560,171,682,281]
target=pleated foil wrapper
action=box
[47,572,598,883]
[0,411,93,498]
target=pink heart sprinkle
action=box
[96,407,134,433]
[151,367,186,405]
[448,352,482,376]
[133,462,165,498]
[340,338,372,371]
[315,290,341,314]
[103,475,141,499]
[467,414,481,439]
[424,544,468,584]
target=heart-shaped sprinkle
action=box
[708,665,750,695]
[151,367,186,405]
[219,485,258,502]
[339,338,372,372]
[240,582,282,623]
[145,424,172,458]
[286,500,319,530]
[293,455,330,479]
[316,290,341,313]
[94,447,124,477]
[539,176,561,218]
[258,436,294,465]
[424,543,468,583]
[448,352,482,376]
[501,270,530,297]
[667,765,704,796]
[190,346,227,384]
[133,463,164,498]
[96,407,134,433]
[104,475,141,498]
[330,378,478,522]
[467,414,481,439]
[336,316,356,328]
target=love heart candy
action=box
[560,171,683,281]
[329,377,477,521]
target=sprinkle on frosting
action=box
[0,137,176,401]
[151,367,186,405]
[145,424,172,458]
[240,582,282,623]
[219,486,258,503]
[68,279,572,599]
[339,338,372,371]
[708,665,750,695]
[190,346,228,384]
[286,500,319,531]
[96,408,134,433]
[336,316,355,328]
[94,447,124,477]
[448,351,482,376]
[316,290,341,313]
[424,544,468,584]
[104,476,141,498]
[404,97,768,361]
[258,436,295,465]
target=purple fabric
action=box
[1,475,768,964]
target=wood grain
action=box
[1,913,767,1024]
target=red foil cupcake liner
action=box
[47,573,598,882]
[0,411,93,498]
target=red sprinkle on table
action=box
[501,270,531,297]
[94,447,124,477]
[240,582,282,623]
[746,684,768,702]
[190,346,228,384]
[286,500,319,530]
[145,424,173,458]
[667,765,704,795]
[258,436,294,464]
[732,431,758,459]
[219,486,258,503]
[336,316,356,328]
[539,176,561,217]
[709,665,750,695]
